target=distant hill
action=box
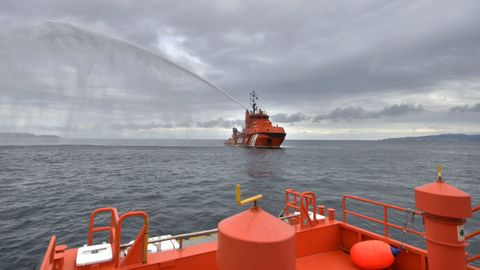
[383,134,480,142]
[0,132,62,145]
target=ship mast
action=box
[250,90,259,114]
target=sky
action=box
[0,0,479,140]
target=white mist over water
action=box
[0,21,245,139]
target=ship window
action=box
[267,138,272,145]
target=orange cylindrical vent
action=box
[217,207,295,270]
[415,180,471,270]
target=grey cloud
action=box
[2,1,480,104]
[314,107,366,122]
[450,103,480,113]
[111,123,175,131]
[374,104,425,117]
[196,118,243,128]
[0,1,479,138]
[314,103,425,122]
[0,22,241,136]
[270,113,308,123]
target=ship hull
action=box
[225,132,285,148]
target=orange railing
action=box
[88,207,119,245]
[284,189,318,228]
[300,191,318,227]
[114,211,149,267]
[342,195,423,239]
[467,204,480,264]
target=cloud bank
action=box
[0,1,479,139]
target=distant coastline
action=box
[0,132,61,145]
[1,132,480,145]
[382,133,480,142]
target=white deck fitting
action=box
[293,211,326,221]
[158,235,180,251]
[76,243,113,266]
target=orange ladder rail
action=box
[88,207,119,245]
[300,191,318,228]
[284,189,302,224]
[113,211,149,267]
[284,189,318,227]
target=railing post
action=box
[384,206,389,238]
[342,197,346,223]
[318,205,325,216]
[328,208,335,221]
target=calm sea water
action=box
[1,140,479,269]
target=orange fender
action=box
[350,240,395,270]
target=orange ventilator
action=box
[217,185,295,270]
[415,164,472,270]
[350,240,395,270]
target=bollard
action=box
[328,208,335,221]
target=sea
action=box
[1,140,479,269]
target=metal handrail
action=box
[300,191,317,228]
[119,213,301,249]
[342,195,424,239]
[284,189,318,227]
[88,207,119,246]
[114,211,149,267]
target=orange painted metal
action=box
[217,206,295,270]
[350,240,395,269]
[318,205,325,216]
[39,180,480,270]
[300,191,318,228]
[114,211,149,267]
[415,178,472,270]
[328,208,335,221]
[284,189,319,227]
[39,236,56,270]
[88,207,119,245]
[342,195,424,238]
[296,250,359,270]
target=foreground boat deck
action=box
[40,181,480,270]
[297,251,359,270]
[40,220,431,270]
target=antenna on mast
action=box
[250,90,258,114]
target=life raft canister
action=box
[350,240,396,270]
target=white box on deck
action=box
[76,243,113,266]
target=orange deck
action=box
[40,220,443,270]
[40,184,480,270]
[297,251,359,270]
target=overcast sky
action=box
[0,0,479,139]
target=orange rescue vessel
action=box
[225,91,286,148]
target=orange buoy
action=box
[217,206,295,270]
[350,240,395,270]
